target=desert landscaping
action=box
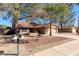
[0,33,76,56]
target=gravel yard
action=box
[0,35,75,56]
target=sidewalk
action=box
[33,33,79,56]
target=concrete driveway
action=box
[33,33,79,56]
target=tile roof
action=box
[17,21,58,29]
[17,22,43,28]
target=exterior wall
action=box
[19,29,30,35]
[45,26,58,35]
[71,27,76,33]
[45,28,50,35]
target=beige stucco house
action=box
[17,22,58,35]
[45,23,58,35]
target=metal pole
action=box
[16,27,20,55]
[17,37,19,55]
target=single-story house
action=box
[17,21,58,35]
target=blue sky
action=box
[0,4,79,27]
[72,4,79,26]
[0,17,12,27]
[0,16,26,27]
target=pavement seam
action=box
[68,48,79,56]
[49,49,66,56]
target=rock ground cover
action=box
[0,35,74,56]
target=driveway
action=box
[33,33,79,56]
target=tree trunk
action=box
[60,23,63,33]
[12,16,18,34]
[49,19,52,36]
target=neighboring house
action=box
[58,26,77,33]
